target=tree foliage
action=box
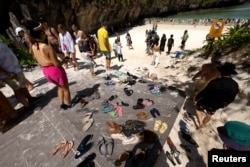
[203,22,250,53]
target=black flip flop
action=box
[124,88,133,96]
[108,95,118,101]
[74,134,93,159]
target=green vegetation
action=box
[0,34,36,65]
[203,22,250,54]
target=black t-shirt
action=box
[195,77,239,110]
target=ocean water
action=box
[167,0,250,20]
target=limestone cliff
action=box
[0,0,247,35]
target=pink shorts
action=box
[42,66,68,86]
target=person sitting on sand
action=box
[29,22,73,110]
[195,62,239,129]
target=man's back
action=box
[197,62,221,81]
[196,77,239,109]
[97,27,108,51]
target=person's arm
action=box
[51,27,61,46]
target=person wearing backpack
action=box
[167,34,174,55]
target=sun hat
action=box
[217,62,237,75]
[15,27,23,36]
[217,121,250,151]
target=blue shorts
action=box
[85,61,94,68]
[101,51,111,59]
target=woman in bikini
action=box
[29,22,73,110]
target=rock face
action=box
[0,0,246,35]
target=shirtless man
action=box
[39,17,67,67]
[191,52,222,99]
[71,23,85,40]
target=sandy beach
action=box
[1,23,249,166]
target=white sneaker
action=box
[122,135,140,145]
[111,133,127,140]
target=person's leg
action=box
[10,90,29,108]
[57,86,64,105]
[107,58,111,70]
[154,55,159,67]
[25,78,34,91]
[70,53,79,71]
[121,54,124,62]
[0,91,17,121]
[105,58,109,70]
[62,84,71,105]
[118,55,120,62]
[202,113,212,127]
[195,109,204,128]
[89,67,95,77]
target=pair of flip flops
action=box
[82,113,94,132]
[97,136,114,157]
[50,140,74,158]
[142,99,154,106]
[101,100,114,113]
[124,88,133,96]
[75,134,93,159]
[154,120,168,134]
[108,95,118,101]
[136,112,149,120]
[104,81,115,86]
[133,98,145,109]
[150,108,160,118]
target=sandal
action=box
[108,95,118,101]
[60,140,74,158]
[154,120,162,131]
[114,151,133,166]
[142,99,154,106]
[50,140,67,156]
[159,122,168,134]
[133,104,145,109]
[108,111,119,118]
[101,106,114,113]
[124,88,133,96]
